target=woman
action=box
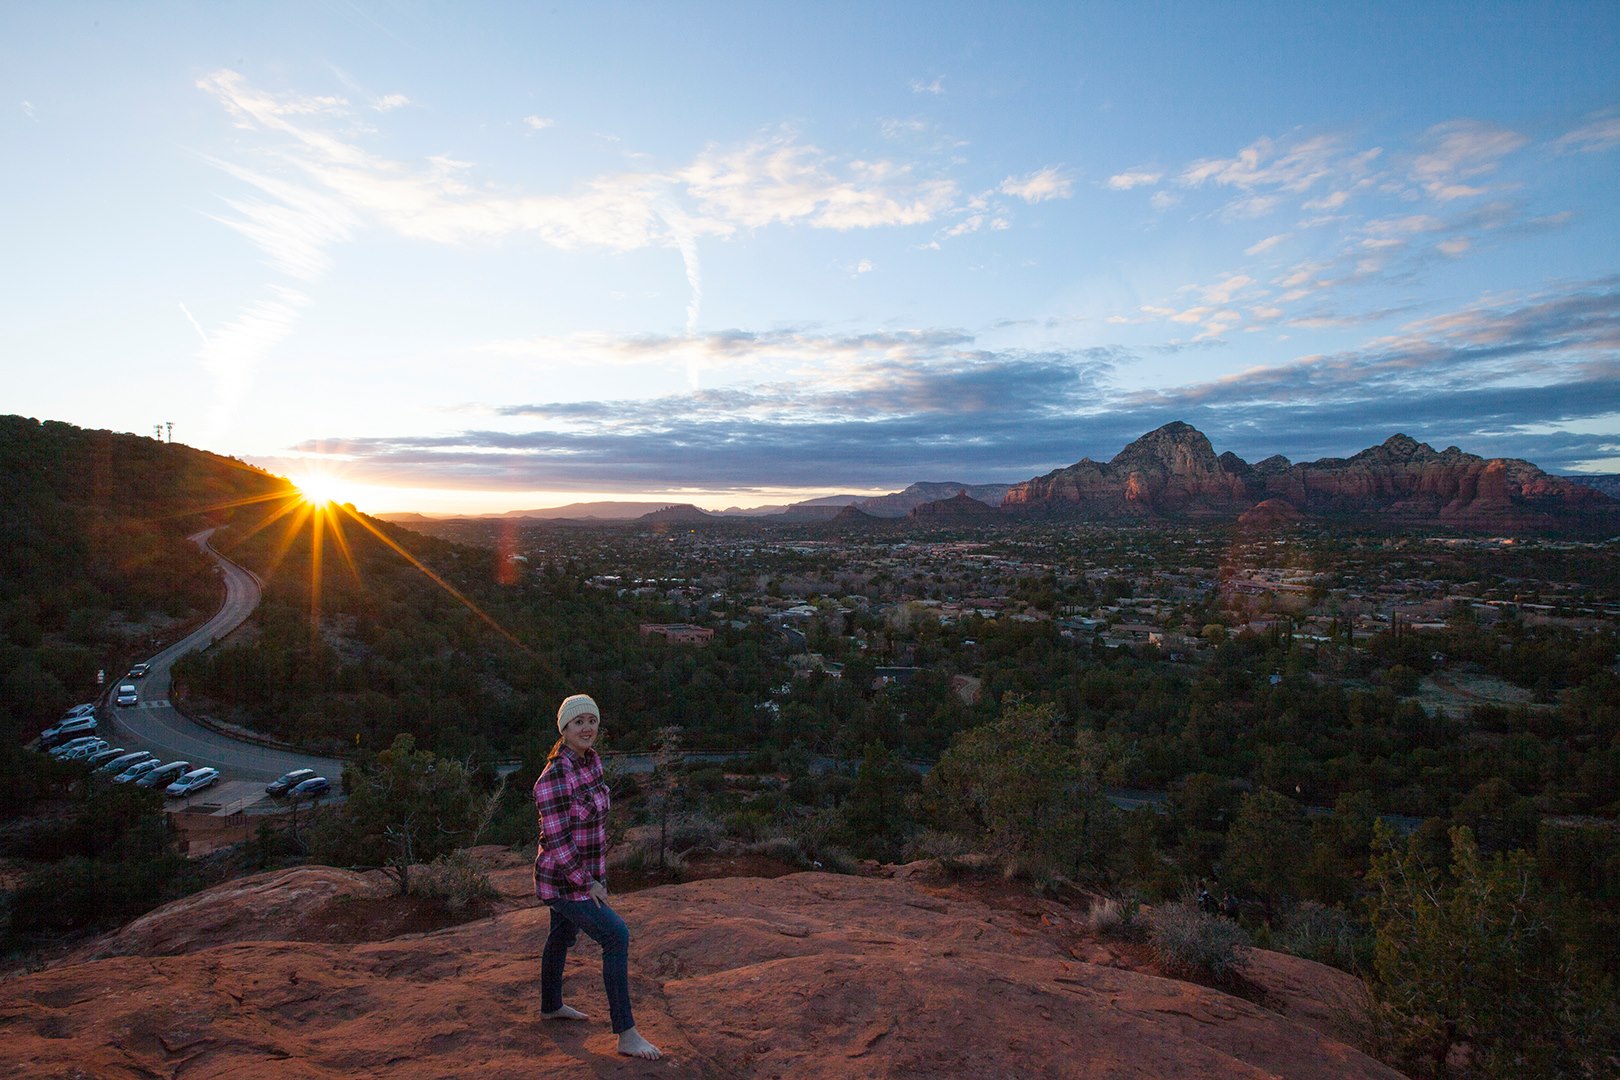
[534,693,661,1060]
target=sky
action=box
[4,2,1619,515]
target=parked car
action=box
[60,739,110,761]
[113,759,163,784]
[166,767,221,798]
[115,683,139,707]
[288,776,330,801]
[96,750,154,775]
[83,747,129,769]
[127,662,151,678]
[40,714,98,747]
[48,736,105,759]
[61,703,98,719]
[136,760,190,788]
[266,768,318,796]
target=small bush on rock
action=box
[1146,901,1251,983]
[413,850,497,916]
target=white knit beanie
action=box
[557,693,599,733]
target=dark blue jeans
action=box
[541,897,635,1034]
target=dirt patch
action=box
[1418,667,1546,717]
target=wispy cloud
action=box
[1407,118,1526,199]
[1557,111,1620,154]
[1245,233,1289,255]
[197,285,312,444]
[198,154,361,280]
[1152,279,1620,410]
[524,114,554,131]
[1181,134,1366,196]
[679,133,959,230]
[20,100,37,121]
[198,73,982,273]
[1106,169,1161,191]
[999,166,1072,203]
[374,93,410,111]
[177,302,210,346]
[909,76,945,96]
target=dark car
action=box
[83,746,129,769]
[288,776,330,801]
[112,758,163,784]
[137,760,190,788]
[266,768,318,796]
[96,750,154,775]
[127,662,151,679]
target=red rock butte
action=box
[1,852,1404,1079]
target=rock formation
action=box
[1002,422,1617,532]
[1237,498,1305,531]
[909,491,999,518]
[638,503,719,524]
[858,481,1011,517]
[0,855,1404,1079]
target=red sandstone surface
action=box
[1,852,1403,1079]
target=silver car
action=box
[48,735,103,758]
[59,739,110,761]
[166,767,221,797]
[113,759,163,784]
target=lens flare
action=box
[293,471,349,508]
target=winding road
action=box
[107,529,348,789]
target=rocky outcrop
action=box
[1002,423,1618,532]
[1,861,1402,1079]
[1238,498,1305,531]
[1004,422,1257,518]
[909,491,999,518]
[638,503,719,524]
[858,481,1010,517]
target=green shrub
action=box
[900,828,975,864]
[607,836,685,878]
[721,809,775,843]
[1089,895,1145,940]
[667,810,725,852]
[1145,901,1251,983]
[412,850,498,915]
[740,835,809,866]
[1275,901,1365,972]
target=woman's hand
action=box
[588,879,609,907]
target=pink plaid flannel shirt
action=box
[533,746,610,901]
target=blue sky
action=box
[4,1,1618,513]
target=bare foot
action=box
[540,1005,589,1021]
[617,1027,661,1059]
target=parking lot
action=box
[164,779,270,815]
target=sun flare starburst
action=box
[292,471,351,509]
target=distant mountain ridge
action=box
[1572,474,1620,499]
[1004,422,1617,532]
[372,423,1616,533]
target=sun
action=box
[292,471,352,508]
